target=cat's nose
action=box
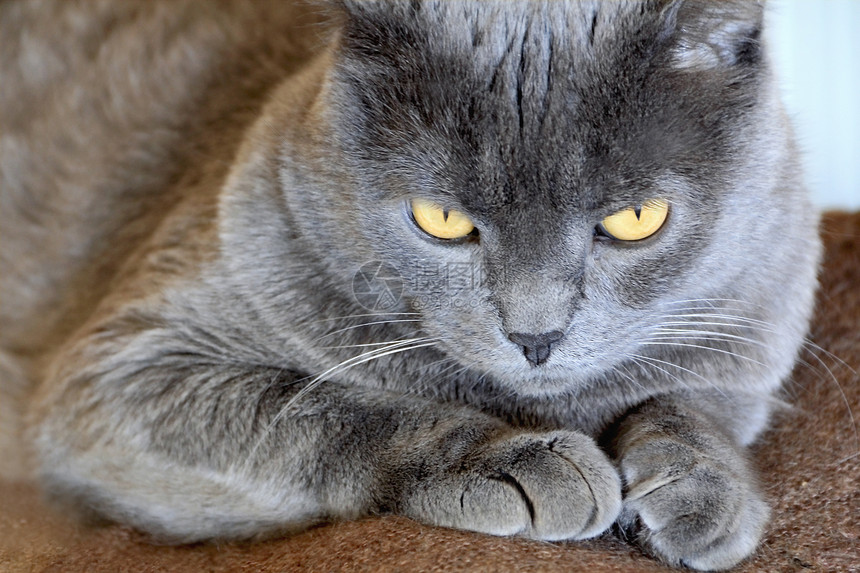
[507,330,565,367]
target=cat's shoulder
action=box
[0,1,329,478]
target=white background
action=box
[767,0,860,210]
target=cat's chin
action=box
[484,362,597,399]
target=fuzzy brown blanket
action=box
[2,211,857,572]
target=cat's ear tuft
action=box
[314,0,422,61]
[318,0,392,19]
[302,0,396,30]
[667,0,765,71]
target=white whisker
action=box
[321,338,427,350]
[629,355,693,392]
[630,352,727,397]
[649,330,767,347]
[640,341,766,367]
[612,363,648,393]
[802,339,860,378]
[299,338,438,394]
[663,297,763,306]
[655,320,775,335]
[661,298,764,310]
[299,312,420,327]
[315,319,423,341]
[799,341,860,455]
[660,313,777,330]
[243,337,439,470]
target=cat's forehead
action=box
[332,0,762,215]
[337,1,672,94]
[340,1,667,42]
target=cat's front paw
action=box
[403,430,621,541]
[618,439,769,571]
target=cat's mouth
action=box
[427,332,606,397]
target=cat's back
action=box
[0,0,326,476]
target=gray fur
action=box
[1,1,820,570]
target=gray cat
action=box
[0,0,820,570]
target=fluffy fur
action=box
[0,1,820,570]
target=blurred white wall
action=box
[767,0,860,210]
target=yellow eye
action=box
[411,198,475,240]
[600,198,669,241]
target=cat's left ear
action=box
[664,0,765,70]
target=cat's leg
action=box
[33,330,621,543]
[611,396,770,571]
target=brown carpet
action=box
[1,211,857,572]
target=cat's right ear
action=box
[664,0,765,71]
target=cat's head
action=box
[261,0,818,396]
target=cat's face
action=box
[279,0,813,396]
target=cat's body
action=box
[0,1,820,570]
